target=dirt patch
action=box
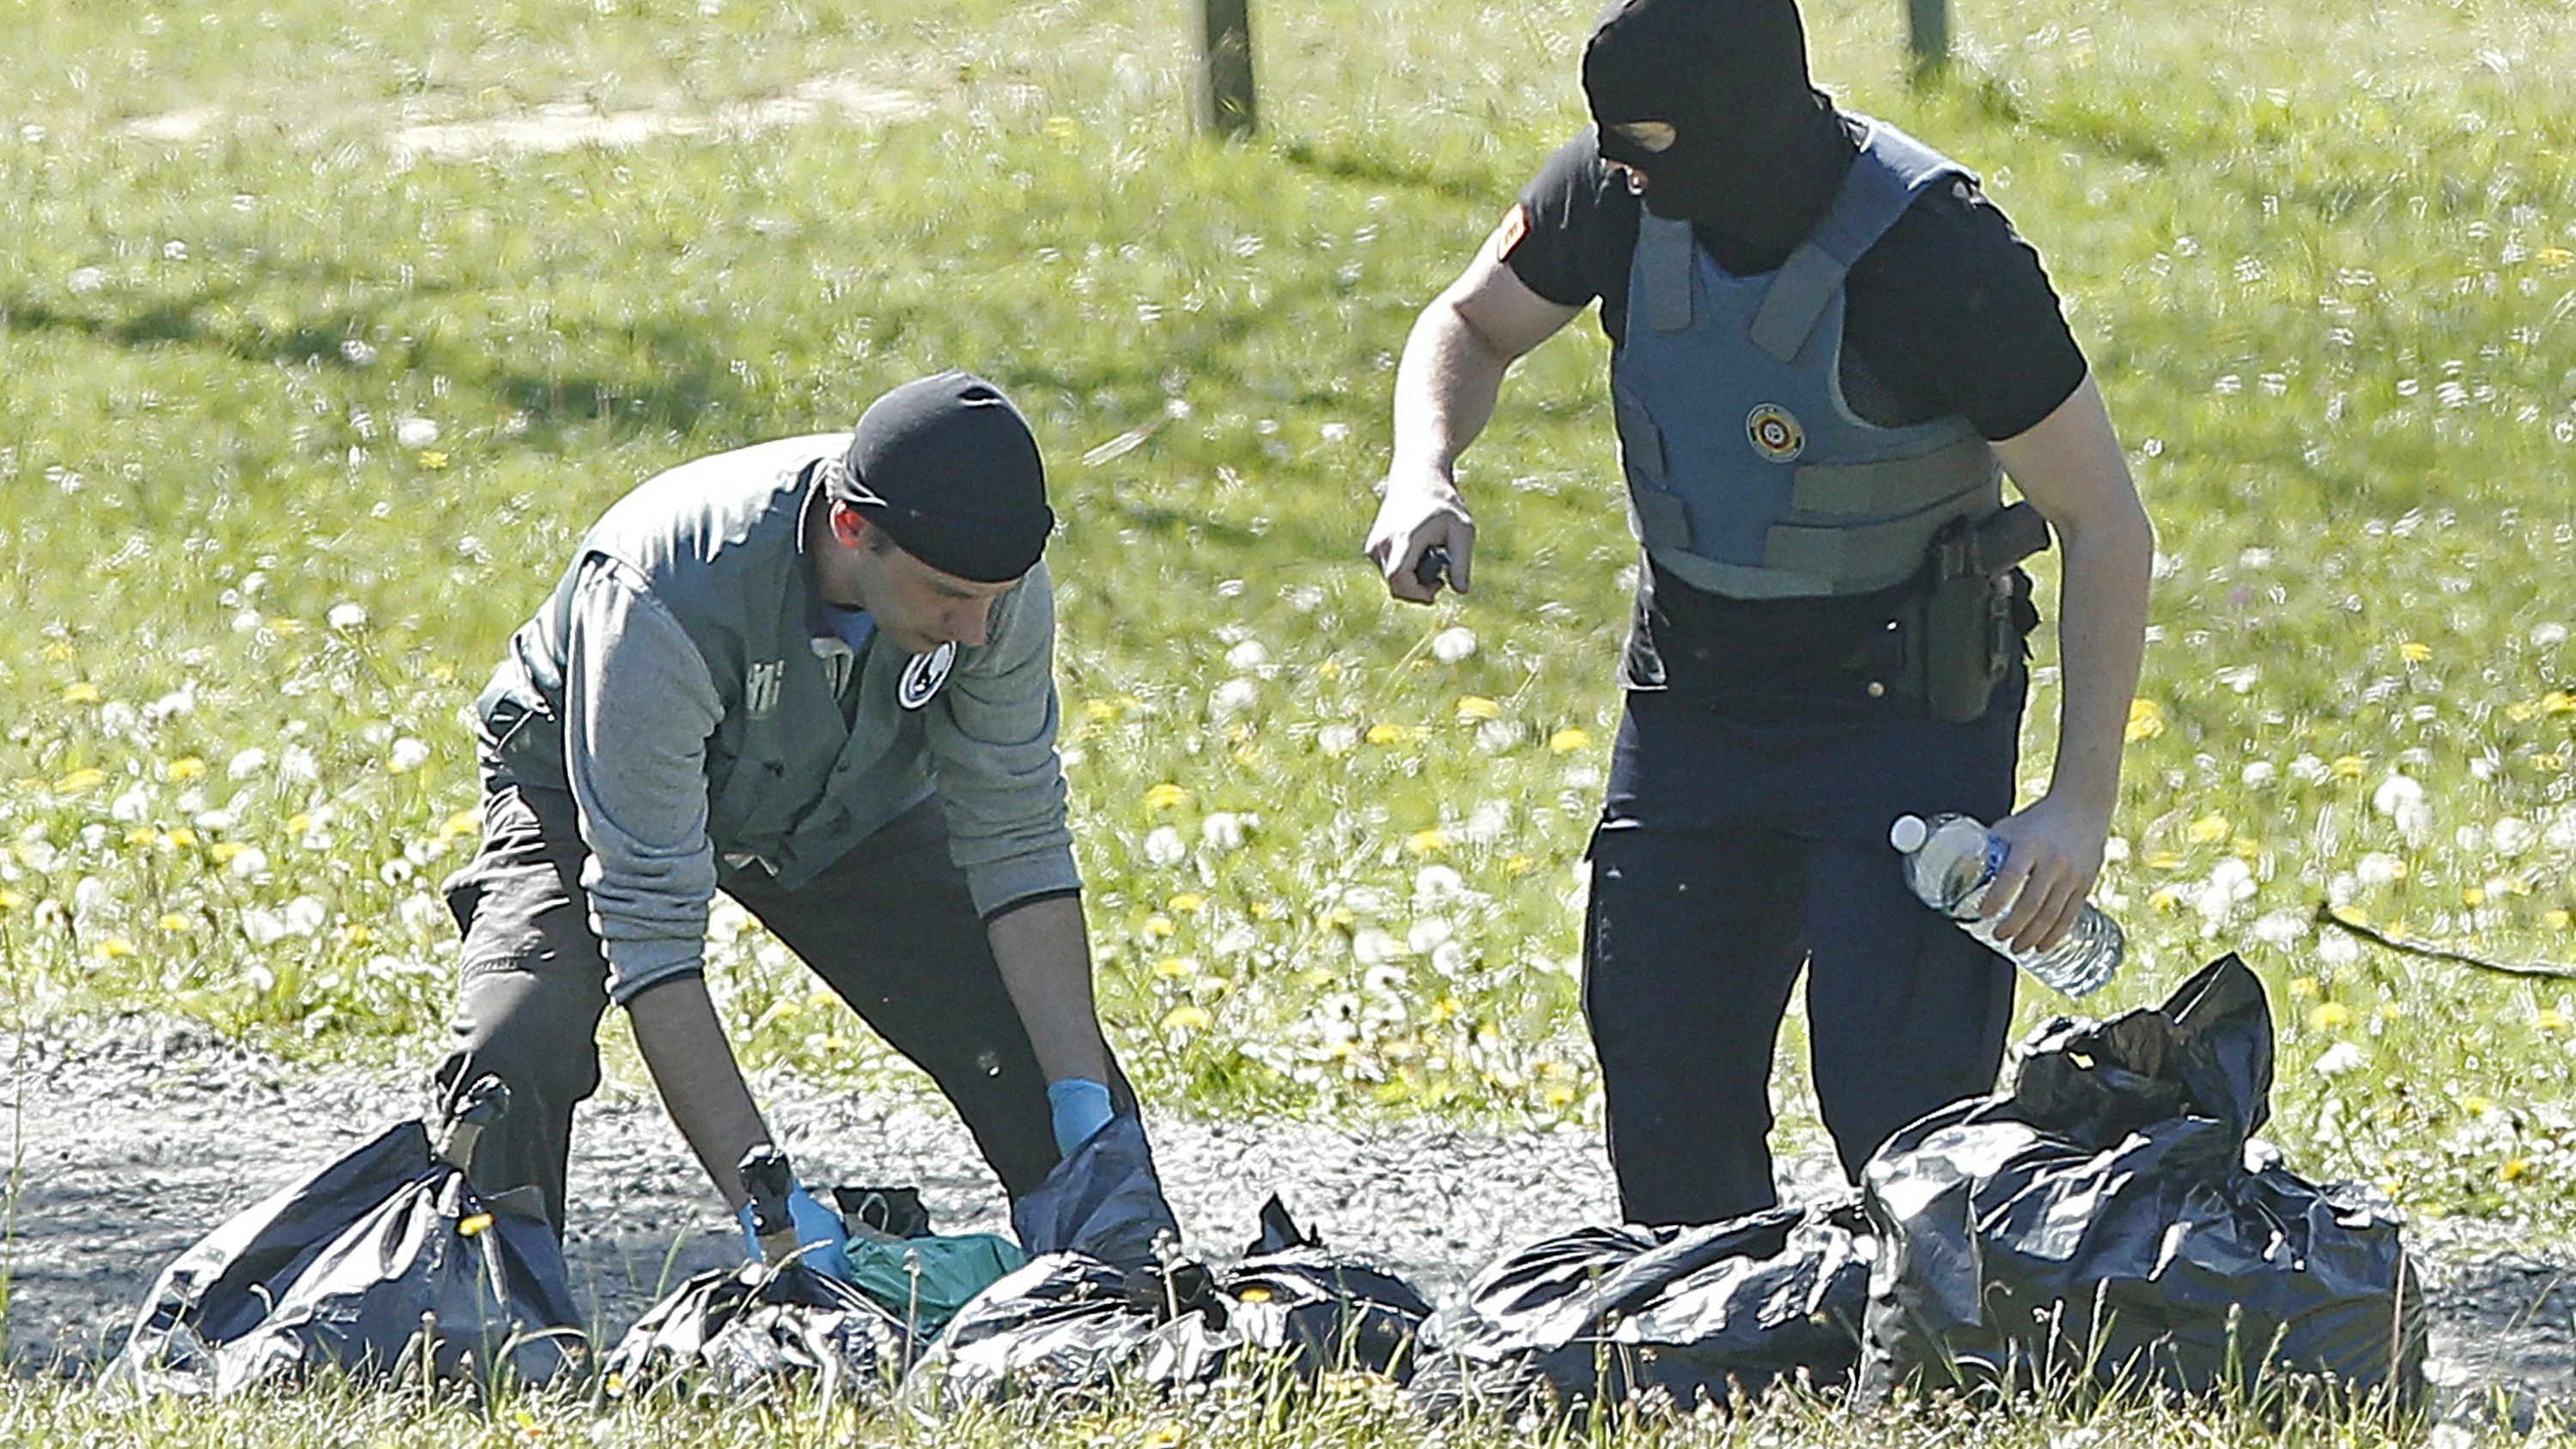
[0,1017,2561,1425]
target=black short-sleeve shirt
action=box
[1503,124,2090,700]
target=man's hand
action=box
[1980,792,2113,955]
[1366,470,1475,602]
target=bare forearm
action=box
[2045,503,2154,817]
[627,975,770,1210]
[987,894,1111,1085]
[1390,299,1512,477]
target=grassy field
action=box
[4,0,2576,1438]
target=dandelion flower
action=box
[62,682,100,705]
[56,767,106,792]
[2399,641,2433,664]
[1455,695,1502,722]
[1549,726,1592,755]
[1144,783,1189,811]
[166,756,206,782]
[2307,1002,2353,1032]
[1364,723,1407,746]
[1405,828,1449,856]
[2123,698,2165,741]
[2186,814,2230,844]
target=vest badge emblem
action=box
[899,641,957,710]
[1745,403,1806,463]
[744,660,784,718]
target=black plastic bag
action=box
[1858,954,2427,1406]
[914,1196,1432,1407]
[1411,1197,1873,1420]
[1008,1113,1178,1272]
[111,1078,586,1395]
[598,1258,913,1404]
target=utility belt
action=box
[1887,501,2050,723]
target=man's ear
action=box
[829,500,871,549]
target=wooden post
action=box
[1908,0,1949,74]
[1196,0,1256,137]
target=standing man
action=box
[440,371,1163,1265]
[1366,0,2152,1225]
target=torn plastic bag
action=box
[1858,954,2427,1406]
[1410,1197,1873,1420]
[110,1077,586,1396]
[914,1196,1432,1408]
[598,1258,914,1404]
[1008,1113,1178,1272]
[827,1185,1026,1337]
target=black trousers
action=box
[433,785,1121,1235]
[1583,673,2026,1227]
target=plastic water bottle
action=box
[1888,813,2125,997]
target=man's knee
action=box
[443,960,607,1112]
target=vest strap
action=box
[1636,215,1697,333]
[1747,242,1848,364]
[1789,436,1997,518]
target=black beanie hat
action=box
[833,371,1053,584]
[1583,0,1854,258]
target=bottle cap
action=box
[1888,815,1929,853]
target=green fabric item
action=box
[843,1233,1028,1336]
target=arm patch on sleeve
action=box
[1492,203,1531,263]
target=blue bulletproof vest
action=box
[1609,118,2003,600]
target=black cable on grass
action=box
[2313,903,2576,981]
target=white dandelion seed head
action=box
[2356,852,2404,887]
[241,906,289,947]
[2241,761,2277,787]
[327,602,368,632]
[2533,622,2568,649]
[279,745,320,785]
[2372,773,2424,817]
[1430,626,1478,664]
[1200,811,1248,852]
[283,895,327,937]
[2318,931,2361,968]
[1413,864,1466,905]
[2315,1041,2367,1077]
[110,786,152,823]
[1431,941,1471,978]
[2253,908,2308,948]
[1361,962,1408,997]
[226,747,269,779]
[1317,723,1358,756]
[1350,927,1399,966]
[1224,640,1268,672]
[1142,825,1187,868]
[2454,823,2488,855]
[1210,677,1260,719]
[68,266,105,294]
[388,737,431,773]
[2492,816,2536,857]
[395,417,440,449]
[228,846,270,880]
[1405,916,1454,955]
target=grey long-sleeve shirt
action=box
[549,551,1078,1005]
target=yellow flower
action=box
[270,617,304,635]
[124,827,156,847]
[1043,114,1079,141]
[1144,783,1189,811]
[0,890,21,911]
[62,682,100,705]
[2537,1009,2568,1034]
[2398,641,2432,664]
[2463,887,2486,907]
[440,809,483,839]
[1141,1423,1185,1449]
[1082,698,1119,723]
[2501,1157,2530,1183]
[1548,726,1593,755]
[2287,975,2318,997]
[1405,828,1449,856]
[1167,893,1206,913]
[1542,1083,1578,1108]
[95,936,136,960]
[2538,247,2575,268]
[1364,723,1408,746]
[1159,1004,1212,1032]
[210,841,248,864]
[1153,956,1193,979]
[2307,1002,2353,1032]
[286,812,313,834]
[2545,691,2576,715]
[2123,698,2165,742]
[2232,836,2263,859]
[2186,814,2230,844]
[2331,755,2366,779]
[1248,900,1279,920]
[2147,852,2183,870]
[2147,887,2182,912]
[1455,695,1502,722]
[2537,754,2570,773]
[2549,909,2573,931]
[158,913,191,932]
[164,828,197,849]
[2461,1094,2494,1117]
[418,450,448,470]
[2509,700,2539,722]
[339,924,374,947]
[57,767,106,792]
[1142,913,1175,939]
[1504,854,1535,875]
[166,756,207,782]
[39,641,76,664]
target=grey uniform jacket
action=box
[474,435,1079,1003]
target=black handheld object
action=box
[738,1145,799,1263]
[433,1075,510,1169]
[1413,543,1452,593]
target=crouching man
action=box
[436,371,1161,1267]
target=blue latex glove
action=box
[1046,1077,1115,1156]
[736,1184,854,1282]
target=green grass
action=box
[5,0,2576,1422]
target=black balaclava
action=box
[833,371,1054,583]
[1583,0,1857,270]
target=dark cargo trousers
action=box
[434,784,1121,1235]
[1583,670,2026,1227]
